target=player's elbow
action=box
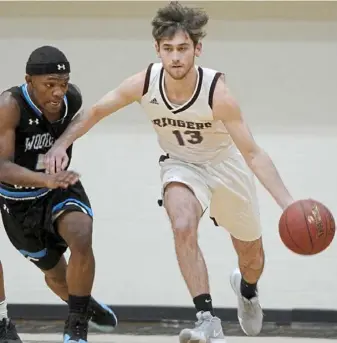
[0,159,11,182]
[92,99,118,122]
[90,104,104,119]
[243,147,265,169]
[85,104,107,125]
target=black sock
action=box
[64,296,95,304]
[240,278,257,300]
[68,295,91,315]
[193,293,214,315]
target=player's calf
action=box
[58,212,95,294]
[230,237,264,336]
[42,256,117,334]
[57,212,94,342]
[232,237,265,296]
[43,257,69,301]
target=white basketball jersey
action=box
[140,63,236,163]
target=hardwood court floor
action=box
[20,334,335,343]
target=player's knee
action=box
[62,215,93,255]
[69,226,92,255]
[172,217,198,243]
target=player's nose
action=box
[171,52,180,63]
[52,87,65,99]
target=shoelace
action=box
[195,314,213,331]
[68,317,88,339]
[242,298,263,317]
[243,300,256,314]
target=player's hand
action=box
[43,170,80,189]
[44,144,69,175]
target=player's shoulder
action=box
[0,88,21,127]
[142,62,163,97]
[145,62,163,75]
[1,85,22,101]
[143,62,163,84]
[198,66,226,109]
[200,65,224,80]
[0,86,21,111]
[211,74,240,118]
[66,83,83,113]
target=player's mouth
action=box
[49,101,62,108]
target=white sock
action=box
[0,300,8,320]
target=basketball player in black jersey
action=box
[0,46,117,343]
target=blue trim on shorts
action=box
[52,198,93,217]
[19,248,47,258]
[0,186,50,199]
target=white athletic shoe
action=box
[230,268,263,336]
[179,311,227,343]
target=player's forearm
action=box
[0,159,48,188]
[247,149,293,210]
[55,108,104,149]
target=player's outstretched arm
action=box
[0,93,79,189]
[44,69,146,174]
[57,70,146,150]
[212,76,294,210]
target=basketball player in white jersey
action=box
[44,2,295,342]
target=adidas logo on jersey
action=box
[150,98,159,105]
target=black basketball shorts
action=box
[0,181,93,271]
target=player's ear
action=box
[154,41,160,58]
[25,74,32,84]
[195,42,202,57]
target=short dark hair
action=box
[151,1,209,46]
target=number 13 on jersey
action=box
[172,130,203,146]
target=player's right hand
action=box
[44,144,69,175]
[43,170,80,189]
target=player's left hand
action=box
[44,144,69,175]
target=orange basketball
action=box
[279,199,335,255]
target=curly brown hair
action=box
[151,1,209,46]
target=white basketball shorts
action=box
[159,153,262,242]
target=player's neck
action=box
[164,67,198,103]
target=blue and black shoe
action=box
[88,298,118,333]
[63,313,88,343]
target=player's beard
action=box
[166,60,195,81]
